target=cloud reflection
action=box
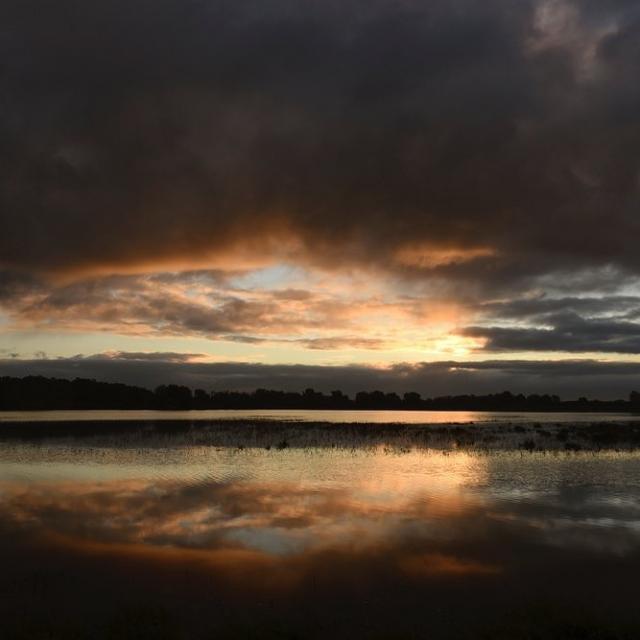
[0,449,502,587]
[3,449,640,638]
[3,448,640,583]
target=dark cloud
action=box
[1,354,639,398]
[463,316,640,354]
[0,0,639,290]
[464,316,640,354]
[2,0,640,388]
[465,296,640,354]
[92,351,206,363]
[0,270,44,302]
[477,295,640,321]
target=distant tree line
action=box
[1,376,639,412]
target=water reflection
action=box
[0,449,489,559]
[2,408,637,423]
[2,444,640,638]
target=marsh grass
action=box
[2,418,640,452]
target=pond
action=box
[2,434,640,638]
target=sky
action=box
[1,0,640,398]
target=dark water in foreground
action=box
[2,434,640,638]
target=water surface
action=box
[1,408,637,423]
[2,433,640,638]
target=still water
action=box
[0,408,637,423]
[2,436,640,638]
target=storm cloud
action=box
[463,315,640,354]
[1,0,640,383]
[1,0,639,284]
[463,295,640,354]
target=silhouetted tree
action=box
[330,390,351,408]
[154,385,192,410]
[0,376,632,412]
[403,392,422,409]
[193,389,210,409]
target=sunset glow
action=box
[1,0,640,398]
[3,4,640,638]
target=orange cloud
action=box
[394,244,497,269]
